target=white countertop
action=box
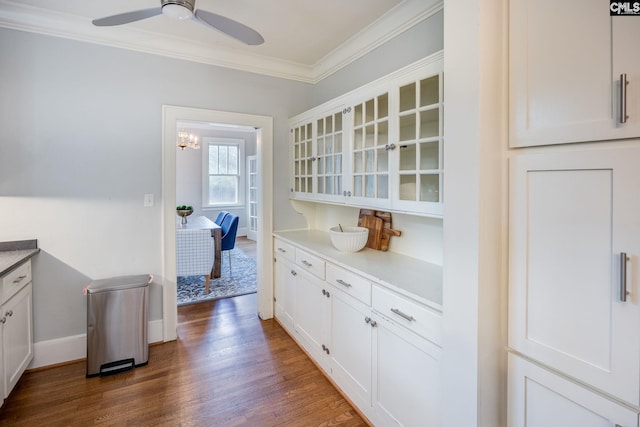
[0,249,39,277]
[274,230,442,311]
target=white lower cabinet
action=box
[329,285,373,411]
[294,267,330,368]
[0,259,35,405]
[273,252,296,334]
[508,353,639,427]
[273,236,442,426]
[2,283,33,399]
[370,294,441,427]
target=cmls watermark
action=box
[610,1,640,15]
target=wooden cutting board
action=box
[357,209,401,251]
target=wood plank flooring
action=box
[0,293,367,426]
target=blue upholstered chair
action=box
[220,214,239,273]
[214,211,229,226]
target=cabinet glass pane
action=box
[317,119,324,136]
[400,83,416,112]
[326,177,333,194]
[365,125,375,148]
[326,156,333,173]
[336,176,342,194]
[378,175,389,198]
[294,128,300,142]
[420,141,439,169]
[318,179,324,193]
[354,128,363,149]
[318,158,324,174]
[420,174,439,202]
[378,93,389,118]
[326,136,333,154]
[399,175,417,201]
[335,134,342,152]
[317,138,324,156]
[335,112,342,131]
[378,121,389,146]
[326,116,333,133]
[335,155,342,174]
[400,114,417,141]
[306,123,312,138]
[365,150,375,173]
[354,104,363,126]
[365,175,375,197]
[420,109,439,138]
[365,99,375,122]
[354,151,363,173]
[420,75,439,107]
[378,147,388,172]
[400,144,417,170]
[354,175,363,196]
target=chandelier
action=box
[177,129,200,150]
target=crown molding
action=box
[0,0,442,84]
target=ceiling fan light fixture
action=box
[162,0,194,20]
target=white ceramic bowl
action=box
[328,226,369,252]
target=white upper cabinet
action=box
[509,0,640,147]
[289,51,444,217]
[509,147,640,405]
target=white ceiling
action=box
[0,0,442,82]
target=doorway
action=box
[162,105,274,342]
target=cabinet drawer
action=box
[295,248,325,280]
[2,260,32,304]
[372,285,442,346]
[326,263,371,305]
[273,238,295,263]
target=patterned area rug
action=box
[177,248,257,306]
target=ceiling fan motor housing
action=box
[162,0,195,20]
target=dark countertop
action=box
[0,240,39,277]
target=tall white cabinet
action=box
[508,1,640,424]
[509,0,640,147]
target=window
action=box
[202,138,244,207]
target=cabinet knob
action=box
[365,316,371,324]
[384,144,397,151]
[290,270,297,276]
[0,317,5,324]
[6,310,13,317]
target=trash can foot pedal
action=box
[97,358,135,377]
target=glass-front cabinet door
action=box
[316,109,345,202]
[291,121,314,199]
[349,92,391,209]
[393,70,443,215]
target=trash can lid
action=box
[86,274,152,293]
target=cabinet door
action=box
[315,109,348,203]
[3,282,33,398]
[291,121,314,198]
[329,287,372,410]
[274,255,296,334]
[508,354,639,427]
[349,91,392,209]
[393,68,444,216]
[294,269,330,367]
[371,313,441,427]
[510,0,640,147]
[509,147,640,405]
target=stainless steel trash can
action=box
[86,274,151,378]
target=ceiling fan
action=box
[92,0,264,46]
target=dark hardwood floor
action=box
[0,293,367,426]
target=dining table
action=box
[177,215,222,279]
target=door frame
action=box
[162,105,274,342]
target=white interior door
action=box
[246,155,258,241]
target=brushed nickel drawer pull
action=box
[12,275,27,284]
[335,279,352,288]
[620,74,629,124]
[620,252,629,302]
[391,308,415,322]
[301,260,313,267]
[277,247,287,253]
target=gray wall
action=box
[0,7,442,348]
[312,10,444,105]
[0,28,313,342]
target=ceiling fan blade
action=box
[92,8,163,27]
[194,10,264,45]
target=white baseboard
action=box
[28,319,164,369]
